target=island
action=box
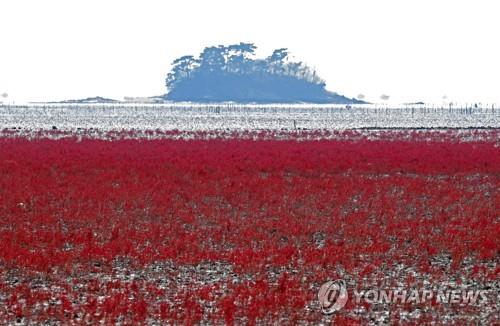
[163,43,364,104]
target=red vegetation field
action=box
[0,131,498,324]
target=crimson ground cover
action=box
[0,132,498,324]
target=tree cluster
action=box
[166,43,324,91]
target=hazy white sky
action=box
[1,0,499,104]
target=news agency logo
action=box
[317,279,348,314]
[318,279,489,315]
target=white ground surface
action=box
[0,103,498,131]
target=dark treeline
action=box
[164,43,363,104]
